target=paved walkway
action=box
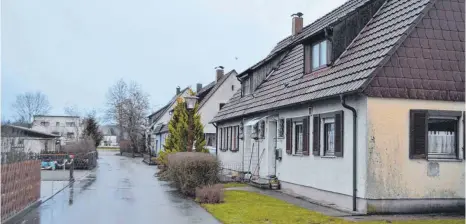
[16,151,219,224]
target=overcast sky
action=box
[2,0,346,122]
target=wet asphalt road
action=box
[16,151,220,224]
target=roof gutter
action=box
[340,94,358,212]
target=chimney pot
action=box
[215,66,224,82]
[176,86,181,95]
[196,83,203,93]
[292,12,304,35]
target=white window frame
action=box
[311,40,328,70]
[293,121,304,155]
[322,117,335,156]
[427,116,458,159]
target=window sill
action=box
[292,154,304,157]
[321,155,337,159]
[427,158,463,162]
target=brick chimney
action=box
[292,12,304,35]
[196,83,203,93]
[176,86,181,95]
[215,66,224,82]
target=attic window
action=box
[304,40,330,73]
[241,77,251,96]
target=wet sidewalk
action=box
[16,151,219,224]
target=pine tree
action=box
[163,97,188,152]
[83,115,104,148]
[163,90,207,153]
[193,102,207,152]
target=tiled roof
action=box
[2,125,60,138]
[197,81,216,99]
[198,70,237,109]
[213,0,435,123]
[364,0,465,101]
[148,87,189,124]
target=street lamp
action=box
[184,96,198,152]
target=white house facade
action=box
[196,68,240,148]
[31,115,84,144]
[212,0,465,214]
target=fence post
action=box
[69,158,74,181]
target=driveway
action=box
[15,151,219,224]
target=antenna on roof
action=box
[291,12,303,18]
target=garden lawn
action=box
[222,183,248,188]
[202,190,463,224]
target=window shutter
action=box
[219,128,223,151]
[312,115,320,156]
[304,45,311,74]
[303,116,310,155]
[334,111,344,157]
[286,118,292,154]
[409,110,428,159]
[463,111,465,160]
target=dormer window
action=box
[312,40,328,70]
[241,77,251,96]
[304,39,331,74]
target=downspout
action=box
[340,94,358,212]
[213,122,218,157]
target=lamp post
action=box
[184,96,198,152]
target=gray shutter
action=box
[303,116,310,156]
[410,110,428,159]
[334,111,344,157]
[304,45,311,74]
[312,115,320,156]
[219,128,223,151]
[286,118,292,154]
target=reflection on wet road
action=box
[16,151,219,224]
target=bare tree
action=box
[105,79,128,143]
[12,91,52,124]
[106,80,149,156]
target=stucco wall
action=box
[216,96,368,200]
[276,96,368,199]
[366,97,465,199]
[32,116,83,141]
[199,73,240,135]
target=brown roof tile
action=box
[213,0,463,123]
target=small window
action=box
[294,122,304,155]
[410,110,462,160]
[323,118,335,156]
[56,122,60,127]
[259,121,265,139]
[277,119,285,138]
[219,103,226,110]
[313,111,343,157]
[67,132,75,139]
[41,122,50,127]
[242,78,251,96]
[312,40,328,70]
[66,122,75,127]
[231,85,235,91]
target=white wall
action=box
[275,96,367,199]
[32,116,83,142]
[216,95,368,199]
[199,72,240,135]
